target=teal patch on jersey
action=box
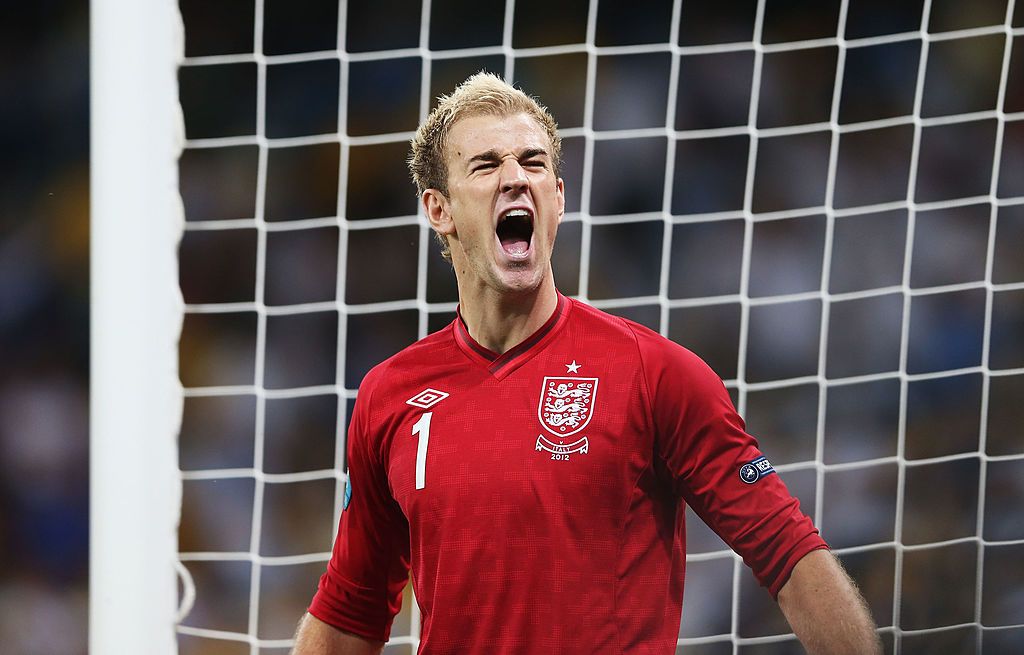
[343,478,352,511]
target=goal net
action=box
[91,0,1024,653]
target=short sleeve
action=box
[308,369,411,641]
[635,328,827,597]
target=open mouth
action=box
[496,208,534,257]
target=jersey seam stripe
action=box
[362,361,386,467]
[612,316,661,654]
[621,318,659,453]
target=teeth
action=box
[502,209,531,220]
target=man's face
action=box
[425,112,565,296]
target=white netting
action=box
[173,0,1024,653]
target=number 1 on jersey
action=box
[412,412,431,490]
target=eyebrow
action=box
[467,147,550,167]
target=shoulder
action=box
[356,323,458,401]
[568,299,729,422]
[566,297,639,338]
[568,298,712,376]
[349,324,458,454]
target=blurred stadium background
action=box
[3,0,1024,653]
[0,2,90,654]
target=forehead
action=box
[445,112,552,162]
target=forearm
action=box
[290,613,385,655]
[777,549,882,655]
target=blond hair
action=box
[408,72,562,260]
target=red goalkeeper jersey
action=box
[309,293,826,653]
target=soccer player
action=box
[291,73,881,654]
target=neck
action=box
[457,275,559,355]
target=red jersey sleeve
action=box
[308,366,411,641]
[633,326,828,597]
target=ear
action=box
[555,177,565,225]
[422,189,455,237]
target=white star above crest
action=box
[565,360,581,374]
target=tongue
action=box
[501,236,530,256]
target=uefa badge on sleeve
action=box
[739,456,775,484]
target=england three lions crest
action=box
[536,377,598,460]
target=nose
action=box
[499,159,528,194]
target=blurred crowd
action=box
[0,1,90,654]
[3,0,1023,653]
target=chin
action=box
[495,266,546,294]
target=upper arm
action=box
[291,613,385,655]
[308,371,411,641]
[636,329,826,593]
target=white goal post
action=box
[90,0,184,652]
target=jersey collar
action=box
[452,292,572,380]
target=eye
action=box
[523,159,546,169]
[473,162,497,172]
